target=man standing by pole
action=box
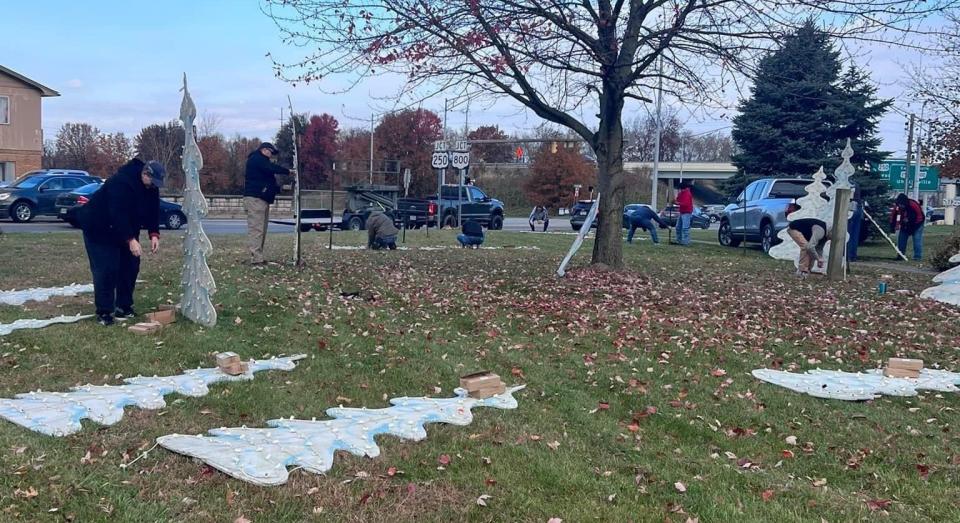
[244,142,295,265]
[675,181,694,246]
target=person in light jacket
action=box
[529,205,549,231]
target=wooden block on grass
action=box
[216,352,241,370]
[157,303,180,311]
[146,309,177,325]
[460,371,505,398]
[128,321,162,335]
[887,358,923,371]
[221,361,249,376]
[883,367,920,379]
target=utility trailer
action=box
[270,184,434,232]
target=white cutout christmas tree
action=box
[753,367,960,401]
[0,284,93,307]
[157,385,525,486]
[178,75,217,327]
[0,355,305,436]
[768,167,830,264]
[0,314,92,337]
[921,253,960,306]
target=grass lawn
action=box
[0,225,958,522]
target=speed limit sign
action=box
[450,151,470,170]
[431,152,449,169]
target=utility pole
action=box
[914,103,927,202]
[443,99,449,140]
[904,113,915,197]
[650,57,663,210]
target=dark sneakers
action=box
[97,314,115,326]
[114,307,136,319]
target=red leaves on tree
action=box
[522,144,596,209]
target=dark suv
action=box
[0,171,102,222]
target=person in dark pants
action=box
[846,191,864,262]
[366,210,399,250]
[458,220,485,248]
[528,205,549,231]
[626,206,668,244]
[78,159,164,325]
[244,142,294,265]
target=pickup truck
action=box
[432,185,505,229]
[718,178,812,253]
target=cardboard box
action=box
[887,358,923,371]
[157,303,180,311]
[146,309,176,325]
[884,367,920,379]
[460,371,506,398]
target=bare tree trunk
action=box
[591,90,625,269]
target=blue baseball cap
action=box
[145,161,166,188]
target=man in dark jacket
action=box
[626,206,668,244]
[366,210,399,250]
[891,193,925,261]
[244,142,294,264]
[78,158,164,325]
[458,220,485,248]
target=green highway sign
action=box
[871,160,940,192]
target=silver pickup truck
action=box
[718,178,812,253]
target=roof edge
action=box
[0,65,60,97]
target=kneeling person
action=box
[458,220,485,248]
[787,218,831,276]
[367,210,399,250]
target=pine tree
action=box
[727,21,891,208]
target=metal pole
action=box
[329,163,335,250]
[287,96,302,267]
[369,114,374,185]
[651,57,663,210]
[904,114,914,197]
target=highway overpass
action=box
[623,162,737,181]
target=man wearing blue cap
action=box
[244,142,294,265]
[78,158,165,325]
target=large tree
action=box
[467,125,513,163]
[265,0,952,268]
[728,23,891,207]
[136,122,186,190]
[54,123,100,171]
[524,145,597,209]
[373,109,442,194]
[300,114,340,188]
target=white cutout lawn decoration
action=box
[178,75,218,328]
[921,253,960,306]
[769,140,856,274]
[0,314,93,336]
[753,368,960,401]
[0,355,306,436]
[157,385,525,486]
[557,196,599,277]
[0,284,93,307]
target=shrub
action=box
[931,230,960,272]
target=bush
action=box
[931,230,960,272]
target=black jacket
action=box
[244,150,289,204]
[79,159,160,245]
[462,220,484,237]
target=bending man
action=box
[786,218,831,277]
[78,159,165,326]
[627,206,669,244]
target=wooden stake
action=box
[827,188,852,281]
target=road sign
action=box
[871,160,940,192]
[431,152,449,169]
[450,151,470,170]
[433,141,449,152]
[453,140,469,152]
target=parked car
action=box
[660,205,711,229]
[55,183,188,230]
[699,204,726,223]
[717,178,812,253]
[926,207,945,223]
[0,171,102,222]
[571,201,655,230]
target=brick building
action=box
[0,66,59,183]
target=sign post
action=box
[432,140,469,228]
[432,142,449,229]
[827,188,852,281]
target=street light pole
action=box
[651,57,663,210]
[368,114,374,185]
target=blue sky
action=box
[2,1,930,156]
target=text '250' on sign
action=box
[431,152,449,169]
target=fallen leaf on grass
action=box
[547,440,561,450]
[785,435,798,446]
[476,494,492,507]
[387,466,398,477]
[866,499,892,512]
[674,481,687,493]
[547,519,563,523]
[233,517,251,523]
[761,489,775,502]
[812,478,827,487]
[14,486,38,499]
[710,368,727,377]
[437,454,451,466]
[917,464,930,480]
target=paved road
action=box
[0,217,577,234]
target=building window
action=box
[0,96,8,124]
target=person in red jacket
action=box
[675,182,694,246]
[890,193,925,261]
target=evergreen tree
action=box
[274,113,309,169]
[727,21,891,208]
